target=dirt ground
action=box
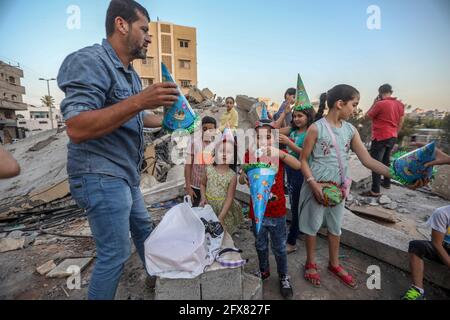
[1,214,449,300]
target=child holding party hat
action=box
[278,74,317,254]
[299,85,394,289]
[238,104,301,299]
[199,130,243,235]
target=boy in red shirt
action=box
[239,119,301,299]
[365,84,405,196]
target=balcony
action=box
[0,118,17,126]
[0,80,26,95]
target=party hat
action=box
[243,164,277,234]
[255,102,275,128]
[222,127,235,142]
[390,141,436,185]
[161,63,200,133]
[294,74,313,111]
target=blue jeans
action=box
[69,174,153,300]
[252,216,288,275]
[286,166,304,246]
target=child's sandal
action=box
[304,263,321,288]
[328,265,357,289]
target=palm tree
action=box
[40,95,55,108]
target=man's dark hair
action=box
[284,88,296,99]
[106,0,150,37]
[202,116,217,128]
[379,84,393,95]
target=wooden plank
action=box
[348,204,397,223]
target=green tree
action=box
[40,95,55,108]
[398,117,417,146]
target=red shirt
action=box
[244,150,286,219]
[367,97,405,141]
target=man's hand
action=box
[137,82,179,110]
[0,146,20,179]
[411,142,450,167]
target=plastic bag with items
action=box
[144,196,224,279]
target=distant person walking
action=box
[363,84,405,197]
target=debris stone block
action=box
[0,237,25,253]
[155,276,201,300]
[201,267,243,300]
[236,95,257,112]
[46,257,93,278]
[188,87,205,104]
[243,272,263,300]
[36,260,57,275]
[201,88,214,100]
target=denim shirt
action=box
[58,39,144,187]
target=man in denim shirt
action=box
[57,1,178,300]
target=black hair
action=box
[291,108,316,129]
[378,84,393,95]
[106,0,150,37]
[225,97,235,104]
[213,139,238,173]
[202,116,217,128]
[284,88,296,99]
[315,85,360,121]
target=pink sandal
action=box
[304,263,321,288]
[328,265,357,289]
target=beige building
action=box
[133,21,198,94]
[0,61,28,143]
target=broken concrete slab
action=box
[36,260,57,276]
[337,210,450,290]
[188,87,205,104]
[46,257,93,278]
[379,195,392,205]
[143,179,185,206]
[243,272,263,300]
[431,166,450,200]
[7,230,24,239]
[0,237,25,253]
[348,204,397,223]
[348,155,372,191]
[236,95,258,112]
[155,276,202,300]
[201,88,214,100]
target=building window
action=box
[11,95,17,101]
[180,80,191,88]
[141,78,154,89]
[142,57,153,66]
[179,60,191,69]
[39,121,48,124]
[161,35,172,54]
[160,24,171,33]
[8,76,15,84]
[179,40,190,48]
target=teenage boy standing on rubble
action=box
[57,0,179,300]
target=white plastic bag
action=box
[144,196,224,279]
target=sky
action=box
[1,0,449,111]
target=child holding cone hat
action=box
[299,85,393,289]
[239,104,301,299]
[278,74,317,254]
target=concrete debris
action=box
[7,230,24,239]
[383,202,398,210]
[379,195,392,205]
[201,88,215,100]
[46,257,93,278]
[397,208,411,214]
[36,260,57,276]
[0,237,25,253]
